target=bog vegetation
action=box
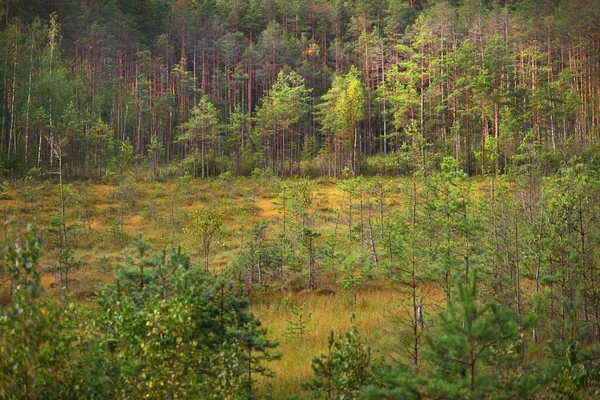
[3,162,600,398]
[1,0,600,398]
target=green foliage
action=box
[0,232,278,399]
[544,300,600,399]
[361,364,422,400]
[539,160,600,336]
[285,302,312,341]
[0,0,598,180]
[288,177,315,223]
[98,244,279,399]
[303,322,373,399]
[2,230,42,293]
[180,95,221,178]
[255,70,311,175]
[340,252,367,309]
[0,181,10,200]
[318,66,366,175]
[423,273,541,399]
[132,232,151,257]
[54,245,82,290]
[183,206,222,271]
[0,233,110,398]
[425,157,482,297]
[234,220,287,286]
[2,0,600,395]
[367,273,544,399]
[146,134,163,179]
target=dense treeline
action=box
[0,0,599,178]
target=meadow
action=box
[2,160,600,399]
[1,174,421,396]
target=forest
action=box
[1,0,600,398]
[0,0,599,178]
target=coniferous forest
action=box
[2,0,600,398]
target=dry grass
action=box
[0,178,357,299]
[253,287,402,396]
[0,176,482,396]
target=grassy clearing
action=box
[254,286,401,396]
[1,176,404,283]
[0,176,452,394]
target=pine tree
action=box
[285,302,312,341]
[255,70,311,176]
[318,66,366,176]
[425,156,482,301]
[384,176,431,370]
[303,321,373,399]
[423,272,541,399]
[97,248,278,399]
[543,161,600,338]
[180,95,220,179]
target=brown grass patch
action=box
[254,287,403,396]
[255,197,280,219]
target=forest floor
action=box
[0,176,455,395]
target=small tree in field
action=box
[184,207,222,271]
[285,303,312,341]
[365,272,543,400]
[425,157,482,301]
[423,272,541,399]
[110,178,137,245]
[303,321,373,399]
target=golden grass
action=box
[0,178,354,297]
[0,176,490,396]
[254,287,402,396]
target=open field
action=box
[0,175,416,284]
[2,169,600,398]
[0,175,425,395]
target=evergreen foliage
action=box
[0,235,278,398]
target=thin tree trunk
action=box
[24,36,34,168]
[367,196,378,264]
[8,41,17,160]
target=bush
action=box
[0,181,10,200]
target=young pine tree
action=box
[423,273,542,399]
[303,321,373,399]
